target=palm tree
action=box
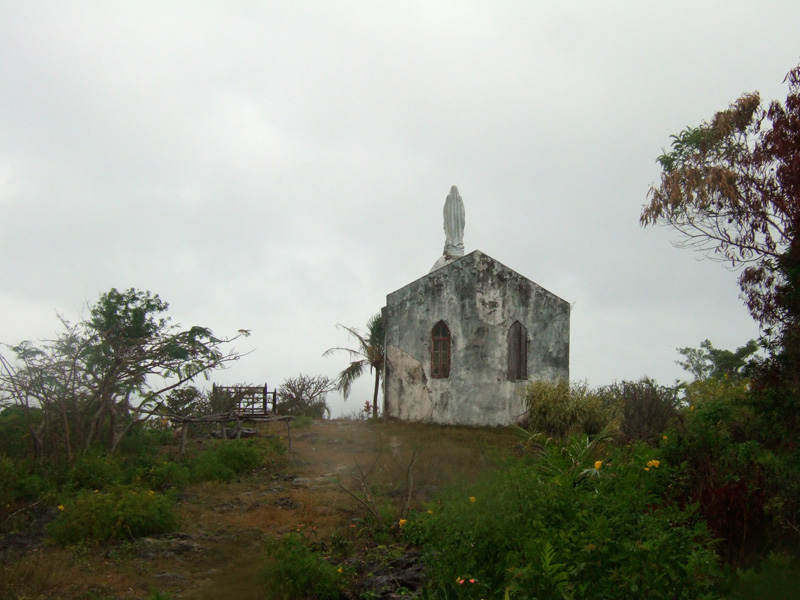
[323,312,385,418]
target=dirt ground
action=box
[1,419,520,600]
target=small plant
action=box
[260,533,343,599]
[48,485,177,545]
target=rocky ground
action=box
[1,419,519,599]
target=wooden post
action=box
[180,422,189,458]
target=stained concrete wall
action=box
[383,250,570,426]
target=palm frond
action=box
[336,359,368,399]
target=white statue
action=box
[430,185,466,272]
[443,185,465,258]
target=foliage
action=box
[163,385,204,417]
[189,438,281,483]
[47,485,177,545]
[660,375,800,562]
[727,552,800,600]
[641,63,800,340]
[260,533,343,600]
[277,374,335,418]
[405,440,720,599]
[324,312,385,418]
[677,339,760,382]
[0,405,37,459]
[596,379,681,444]
[0,455,48,528]
[67,451,123,491]
[135,459,191,492]
[522,379,617,441]
[0,288,248,463]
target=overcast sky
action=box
[1,2,797,417]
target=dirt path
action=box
[2,419,520,599]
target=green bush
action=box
[0,455,48,530]
[48,484,177,545]
[190,439,270,483]
[0,406,36,459]
[406,440,720,599]
[136,459,190,491]
[68,451,123,491]
[597,379,681,444]
[727,552,800,600]
[660,378,799,563]
[523,379,617,441]
[260,533,342,600]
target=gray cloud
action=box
[0,2,790,415]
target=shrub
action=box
[68,451,123,491]
[189,439,272,483]
[0,455,48,531]
[406,441,720,599]
[48,485,177,545]
[660,378,798,563]
[0,406,36,459]
[597,379,681,444]
[522,379,616,441]
[727,552,800,599]
[136,459,190,491]
[276,374,334,418]
[260,533,342,600]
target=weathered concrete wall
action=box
[383,250,570,426]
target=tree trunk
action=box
[85,404,106,451]
[179,423,189,458]
[60,401,73,465]
[372,371,380,419]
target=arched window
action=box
[507,321,527,380]
[431,320,451,378]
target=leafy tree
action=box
[323,312,384,418]
[277,374,335,418]
[677,338,760,382]
[0,288,248,462]
[641,63,800,355]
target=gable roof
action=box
[386,249,568,307]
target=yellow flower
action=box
[398,519,408,528]
[594,460,602,470]
[337,566,343,573]
[646,460,660,469]
[644,467,650,471]
[689,405,695,411]
[148,490,155,495]
[427,510,434,514]
[57,505,64,511]
[662,435,668,441]
[469,496,476,503]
